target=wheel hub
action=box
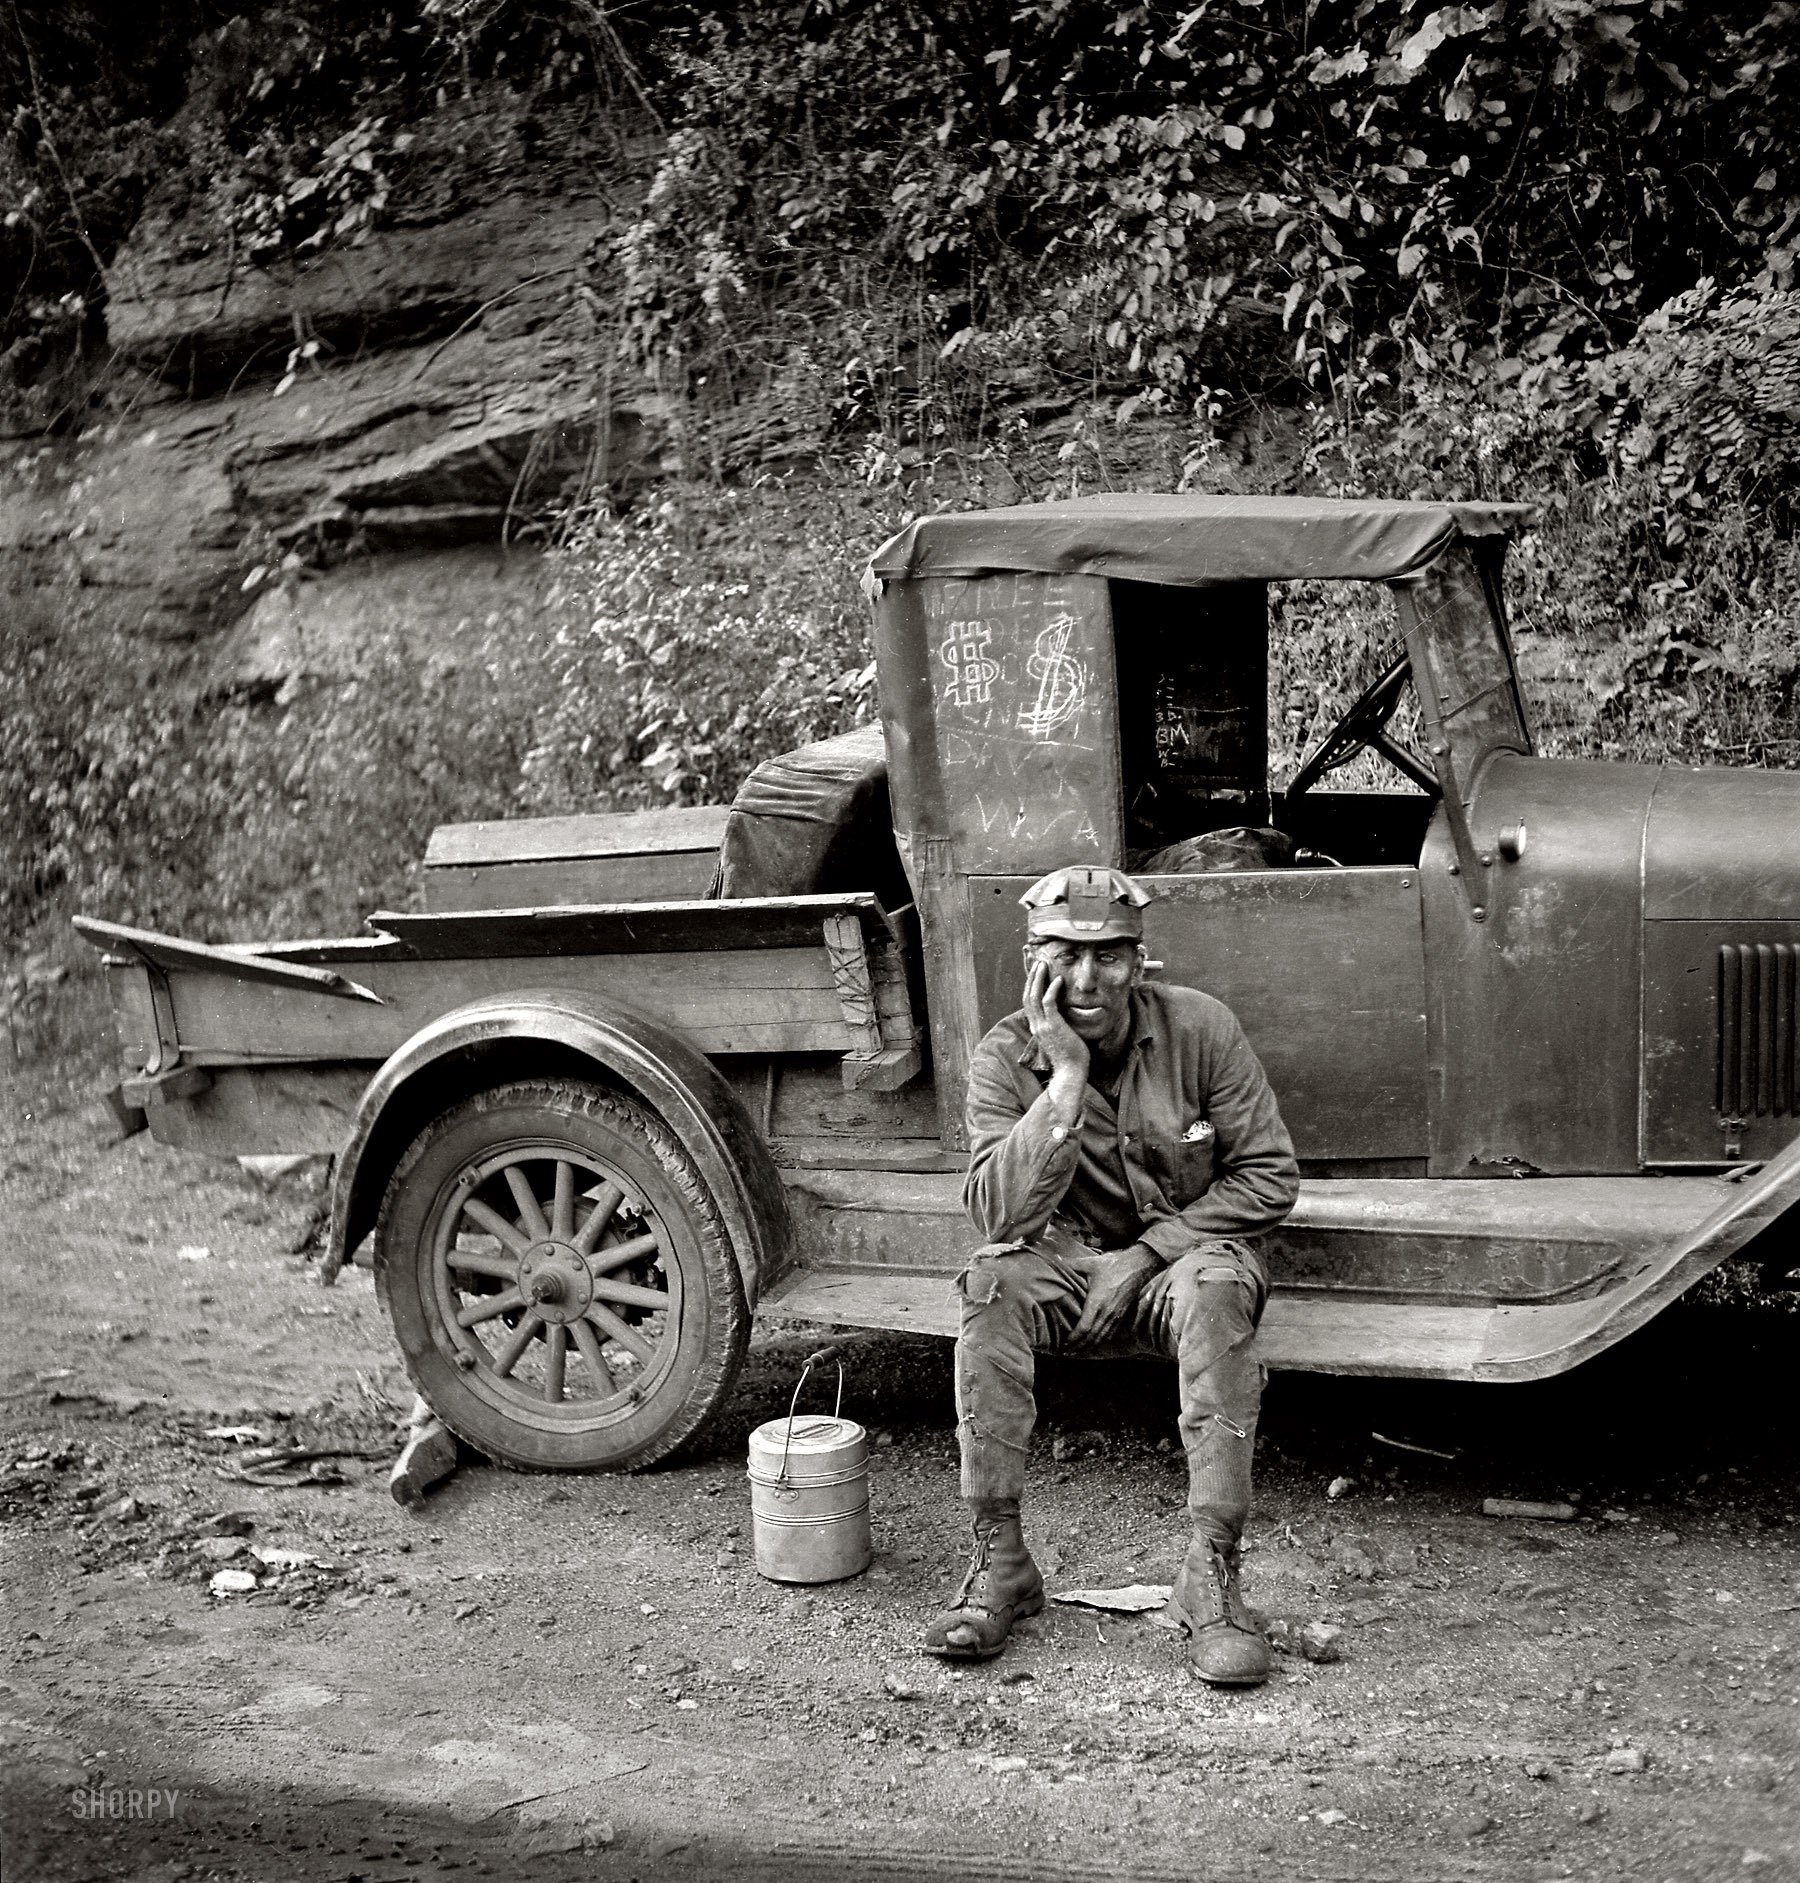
[517,1242,595,1325]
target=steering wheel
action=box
[1285,649,1439,799]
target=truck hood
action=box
[1644,765,1800,921]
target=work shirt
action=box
[963,981,1300,1260]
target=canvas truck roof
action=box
[867,493,1535,588]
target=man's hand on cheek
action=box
[1025,953,1090,1098]
[1068,1245,1161,1347]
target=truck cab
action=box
[871,495,1800,1182]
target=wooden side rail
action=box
[77,894,927,1091]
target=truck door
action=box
[969,865,1429,1167]
[881,566,1430,1163]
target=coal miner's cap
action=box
[1020,866,1151,943]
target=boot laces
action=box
[1208,1547,1254,1630]
[952,1522,998,1608]
[1188,1542,1252,1631]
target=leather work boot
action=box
[922,1506,1044,1661]
[1167,1536,1271,1687]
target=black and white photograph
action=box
[2,3,1797,1878]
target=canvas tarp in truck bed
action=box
[713,723,908,907]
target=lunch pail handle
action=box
[778,1345,844,1484]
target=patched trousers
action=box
[955,1225,1267,1557]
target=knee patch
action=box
[956,1259,1009,1309]
[1197,1273,1257,1323]
[957,1244,1038,1312]
[1167,1267,1252,1319]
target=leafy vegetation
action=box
[613,1,1798,422]
[3,0,1799,1099]
[527,485,890,813]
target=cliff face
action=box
[0,107,669,683]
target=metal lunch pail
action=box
[746,1347,872,1584]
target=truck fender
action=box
[1475,1131,1800,1381]
[320,990,791,1310]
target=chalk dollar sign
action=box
[1017,618,1088,739]
[940,622,999,709]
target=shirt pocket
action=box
[1143,1132,1215,1208]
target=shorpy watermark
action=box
[70,1784,183,1823]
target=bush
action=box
[528,483,896,809]
[0,477,900,967]
[0,606,535,957]
[1300,280,1800,767]
[614,0,1800,429]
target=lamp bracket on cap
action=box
[1019,865,1151,943]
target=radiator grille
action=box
[1717,942,1798,1117]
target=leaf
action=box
[1398,19,1447,68]
[1397,244,1428,277]
[1399,7,1491,69]
[1310,46,1371,84]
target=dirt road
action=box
[3,1094,1798,1882]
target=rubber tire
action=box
[374,1078,749,1471]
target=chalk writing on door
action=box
[938,621,1000,710]
[970,798,1106,849]
[918,570,1120,869]
[1017,616,1088,739]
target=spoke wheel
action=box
[376,1079,748,1471]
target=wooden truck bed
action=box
[75,894,922,1157]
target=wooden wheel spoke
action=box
[462,1198,533,1260]
[552,1161,576,1242]
[586,1229,661,1276]
[445,1249,517,1284]
[492,1313,544,1377]
[456,1287,524,1328]
[543,1324,568,1402]
[584,1302,655,1365]
[570,1318,616,1396]
[591,1276,671,1313]
[573,1182,624,1256]
[505,1166,551,1242]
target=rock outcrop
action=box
[1,143,672,667]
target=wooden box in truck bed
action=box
[422,805,729,911]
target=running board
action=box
[758,1266,1495,1378]
[769,1150,1800,1381]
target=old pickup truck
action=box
[77,494,1800,1472]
